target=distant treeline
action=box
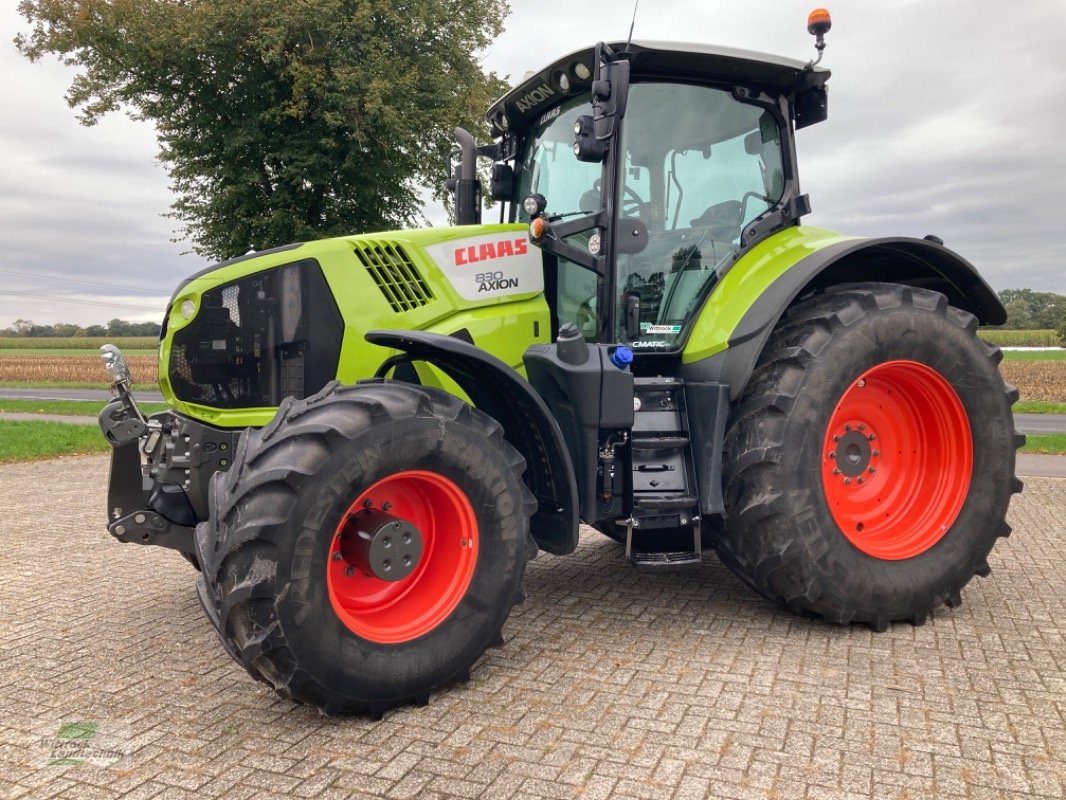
[1,289,1063,342]
[0,318,160,338]
[989,289,1066,331]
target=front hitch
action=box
[98,345,197,557]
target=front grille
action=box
[168,258,343,409]
[355,242,433,312]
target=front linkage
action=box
[98,345,238,559]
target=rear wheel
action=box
[718,283,1023,630]
[195,380,536,717]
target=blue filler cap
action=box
[610,346,634,370]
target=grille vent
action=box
[354,242,434,312]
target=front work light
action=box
[523,193,547,217]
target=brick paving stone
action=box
[0,455,1063,799]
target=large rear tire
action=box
[195,380,536,717]
[718,283,1023,630]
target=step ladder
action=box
[622,377,703,569]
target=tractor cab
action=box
[469,41,829,355]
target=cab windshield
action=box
[618,82,784,348]
[515,83,785,347]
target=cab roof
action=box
[487,40,830,136]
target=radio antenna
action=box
[625,0,640,52]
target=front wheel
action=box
[718,283,1023,630]
[195,381,536,717]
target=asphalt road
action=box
[1015,413,1066,434]
[0,387,164,403]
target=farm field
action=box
[0,336,156,350]
[0,339,1063,402]
[0,353,157,386]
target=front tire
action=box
[195,381,536,717]
[718,283,1023,630]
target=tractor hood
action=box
[158,224,550,427]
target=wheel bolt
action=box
[345,566,354,577]
[868,467,876,474]
[363,499,373,509]
[857,379,866,388]
[844,478,852,486]
[829,453,836,460]
[857,477,865,485]
[382,502,392,512]
[858,424,866,431]
[332,551,342,561]
[833,435,841,442]
[845,424,851,432]
[833,468,841,475]
[868,433,877,441]
[872,450,880,457]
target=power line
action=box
[0,267,165,297]
[0,288,163,313]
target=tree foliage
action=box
[0,319,160,337]
[16,0,509,260]
[995,288,1066,331]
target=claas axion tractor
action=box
[99,11,1023,717]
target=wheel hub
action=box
[829,425,880,482]
[326,470,479,644]
[339,508,423,582]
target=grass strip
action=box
[0,420,110,463]
[1014,401,1066,414]
[0,399,170,416]
[1019,434,1066,455]
[0,336,157,350]
[0,348,156,356]
[1000,349,1066,361]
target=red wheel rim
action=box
[821,360,972,560]
[326,471,478,644]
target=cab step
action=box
[630,550,703,569]
[632,436,690,450]
[633,494,698,511]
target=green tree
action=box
[997,288,1066,329]
[106,318,134,336]
[16,0,509,260]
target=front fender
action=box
[682,226,1005,398]
[365,329,580,555]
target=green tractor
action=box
[99,13,1023,717]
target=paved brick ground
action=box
[1,455,1063,800]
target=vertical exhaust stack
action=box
[451,128,482,226]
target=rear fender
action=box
[682,228,1006,399]
[365,330,580,555]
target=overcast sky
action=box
[1,0,1063,328]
